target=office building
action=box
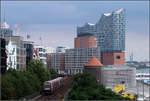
[136,68,150,81]
[45,47,56,53]
[24,41,34,65]
[96,8,125,53]
[34,45,47,66]
[45,47,56,69]
[50,53,65,74]
[77,8,125,66]
[75,23,97,48]
[77,23,96,37]
[0,37,7,74]
[101,52,125,65]
[65,47,100,75]
[97,8,125,65]
[5,36,26,70]
[74,36,97,48]
[56,46,66,53]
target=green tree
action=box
[68,70,130,100]
[1,74,15,99]
[27,60,50,85]
[49,68,58,79]
[1,60,49,100]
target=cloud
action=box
[19,24,75,48]
[2,1,149,61]
[1,2,79,25]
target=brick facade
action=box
[74,36,96,48]
[101,52,125,66]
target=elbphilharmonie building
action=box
[77,8,126,65]
[96,8,125,53]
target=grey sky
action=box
[1,1,149,61]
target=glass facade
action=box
[97,8,125,52]
[77,23,96,37]
[24,42,33,65]
[65,47,101,75]
[77,8,125,53]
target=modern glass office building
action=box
[65,47,101,75]
[96,8,125,53]
[77,23,96,37]
[77,8,125,53]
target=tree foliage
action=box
[1,60,50,100]
[49,68,58,80]
[68,70,130,100]
[27,60,50,85]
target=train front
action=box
[43,81,51,94]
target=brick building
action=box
[65,48,100,75]
[78,8,126,66]
[84,56,103,84]
[74,36,97,48]
[50,53,65,74]
[101,52,125,65]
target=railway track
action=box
[34,76,73,100]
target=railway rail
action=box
[33,76,73,100]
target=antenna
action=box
[129,51,134,62]
[40,36,43,46]
[4,8,6,22]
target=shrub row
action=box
[1,60,58,100]
[68,71,131,100]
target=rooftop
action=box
[104,13,111,16]
[101,65,136,69]
[1,21,10,29]
[84,56,103,67]
[136,68,150,73]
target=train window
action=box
[45,85,50,88]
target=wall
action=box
[101,52,125,66]
[74,36,96,48]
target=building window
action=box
[39,48,43,52]
[116,56,120,59]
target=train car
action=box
[42,77,63,94]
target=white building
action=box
[45,46,56,54]
[6,41,17,69]
[101,65,136,94]
[136,68,150,81]
[5,36,26,70]
[56,46,67,53]
[34,45,47,66]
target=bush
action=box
[49,68,58,80]
[27,60,50,85]
[1,60,50,100]
[68,70,130,100]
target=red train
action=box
[42,77,64,94]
